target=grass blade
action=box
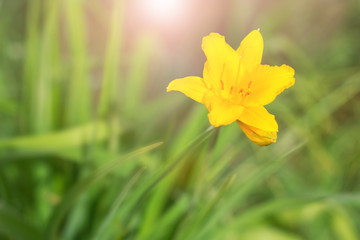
[92,168,146,240]
[0,120,123,162]
[63,0,90,126]
[43,142,162,240]
[187,142,306,240]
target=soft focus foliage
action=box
[0,0,360,239]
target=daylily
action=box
[167,30,295,146]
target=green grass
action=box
[0,0,360,239]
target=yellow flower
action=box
[167,30,295,146]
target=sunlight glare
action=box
[140,0,185,23]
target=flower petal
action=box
[203,91,243,127]
[236,30,263,72]
[243,64,295,107]
[238,106,278,132]
[237,121,277,146]
[202,33,240,93]
[167,76,208,103]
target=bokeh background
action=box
[1,0,360,239]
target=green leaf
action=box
[0,119,123,162]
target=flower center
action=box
[213,60,253,105]
[234,80,252,103]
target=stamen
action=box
[219,64,226,91]
[220,80,224,90]
[248,81,253,89]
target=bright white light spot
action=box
[140,0,185,23]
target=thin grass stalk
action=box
[185,142,305,240]
[34,0,60,133]
[92,168,146,240]
[124,36,153,118]
[98,0,124,117]
[43,142,162,240]
[64,0,90,127]
[22,0,41,133]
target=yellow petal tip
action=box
[166,77,207,103]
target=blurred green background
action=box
[1,0,360,239]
